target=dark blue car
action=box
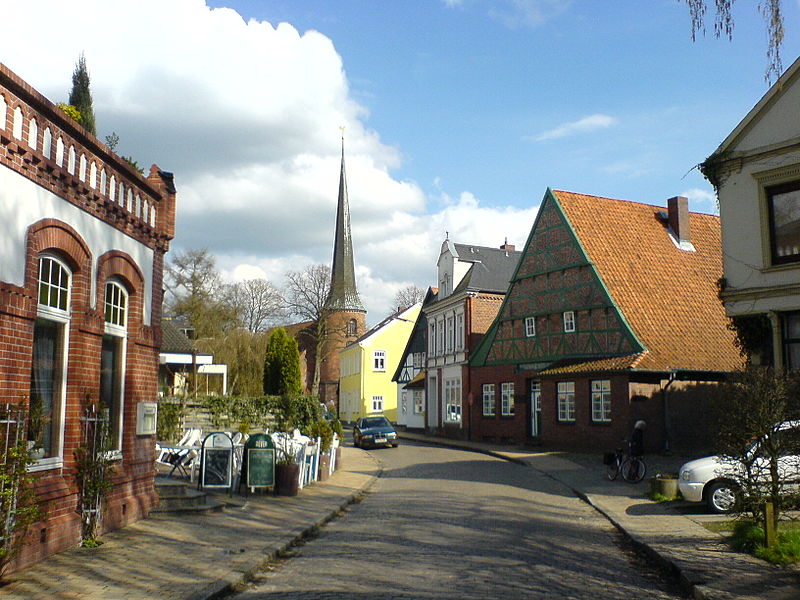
[353,416,398,449]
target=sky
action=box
[4,0,800,325]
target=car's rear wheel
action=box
[706,480,738,513]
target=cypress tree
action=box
[68,53,96,135]
[264,328,302,396]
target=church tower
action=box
[319,137,367,407]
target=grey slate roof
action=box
[451,243,522,295]
[160,318,195,353]
[323,142,365,313]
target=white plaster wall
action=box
[730,82,800,153]
[0,163,154,324]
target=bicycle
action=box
[604,443,646,483]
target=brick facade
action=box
[0,63,175,573]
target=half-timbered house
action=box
[470,189,742,453]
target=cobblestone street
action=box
[233,441,684,599]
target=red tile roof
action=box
[552,190,742,373]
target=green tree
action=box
[710,367,800,530]
[263,327,302,397]
[68,53,96,135]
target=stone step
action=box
[154,478,226,514]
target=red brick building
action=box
[0,63,175,571]
[470,189,742,454]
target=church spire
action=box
[324,135,365,312]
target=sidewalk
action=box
[0,447,382,600]
[398,431,800,600]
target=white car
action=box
[678,420,800,514]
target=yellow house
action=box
[339,303,422,423]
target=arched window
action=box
[12,106,23,139]
[109,175,116,201]
[43,128,52,159]
[30,255,71,463]
[0,95,6,129]
[67,146,76,174]
[79,154,87,181]
[347,319,358,336]
[89,162,97,189]
[118,182,125,207]
[102,280,128,453]
[55,137,64,167]
[135,194,141,218]
[100,169,107,195]
[27,118,38,149]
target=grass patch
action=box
[730,521,800,564]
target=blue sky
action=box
[5,0,800,323]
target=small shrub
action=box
[755,531,800,564]
[731,521,765,554]
[156,400,185,443]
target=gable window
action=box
[482,383,496,416]
[444,378,461,422]
[102,281,128,452]
[372,395,383,412]
[591,379,611,423]
[525,316,536,337]
[557,381,575,422]
[30,256,71,464]
[563,311,575,333]
[768,181,800,265]
[501,382,515,416]
[373,350,386,372]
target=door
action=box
[530,380,541,438]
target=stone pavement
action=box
[3,433,800,600]
[398,431,800,600]
[0,447,382,600]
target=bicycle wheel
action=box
[606,458,619,481]
[621,457,646,483]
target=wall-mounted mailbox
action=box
[137,402,158,435]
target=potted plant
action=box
[273,436,300,496]
[313,418,334,482]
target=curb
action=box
[191,462,384,600]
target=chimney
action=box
[500,238,515,252]
[667,196,690,244]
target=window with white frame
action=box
[563,311,575,333]
[413,390,424,414]
[56,137,64,167]
[525,316,536,337]
[372,396,383,412]
[456,312,464,350]
[501,382,515,416]
[445,378,461,422]
[447,315,454,353]
[437,318,445,355]
[482,383,495,416]
[373,350,386,372]
[30,256,71,463]
[591,379,611,423]
[557,381,576,422]
[68,146,76,174]
[429,321,436,356]
[413,352,424,369]
[102,280,128,452]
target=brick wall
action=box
[0,64,174,574]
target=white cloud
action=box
[531,113,618,142]
[3,0,536,324]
